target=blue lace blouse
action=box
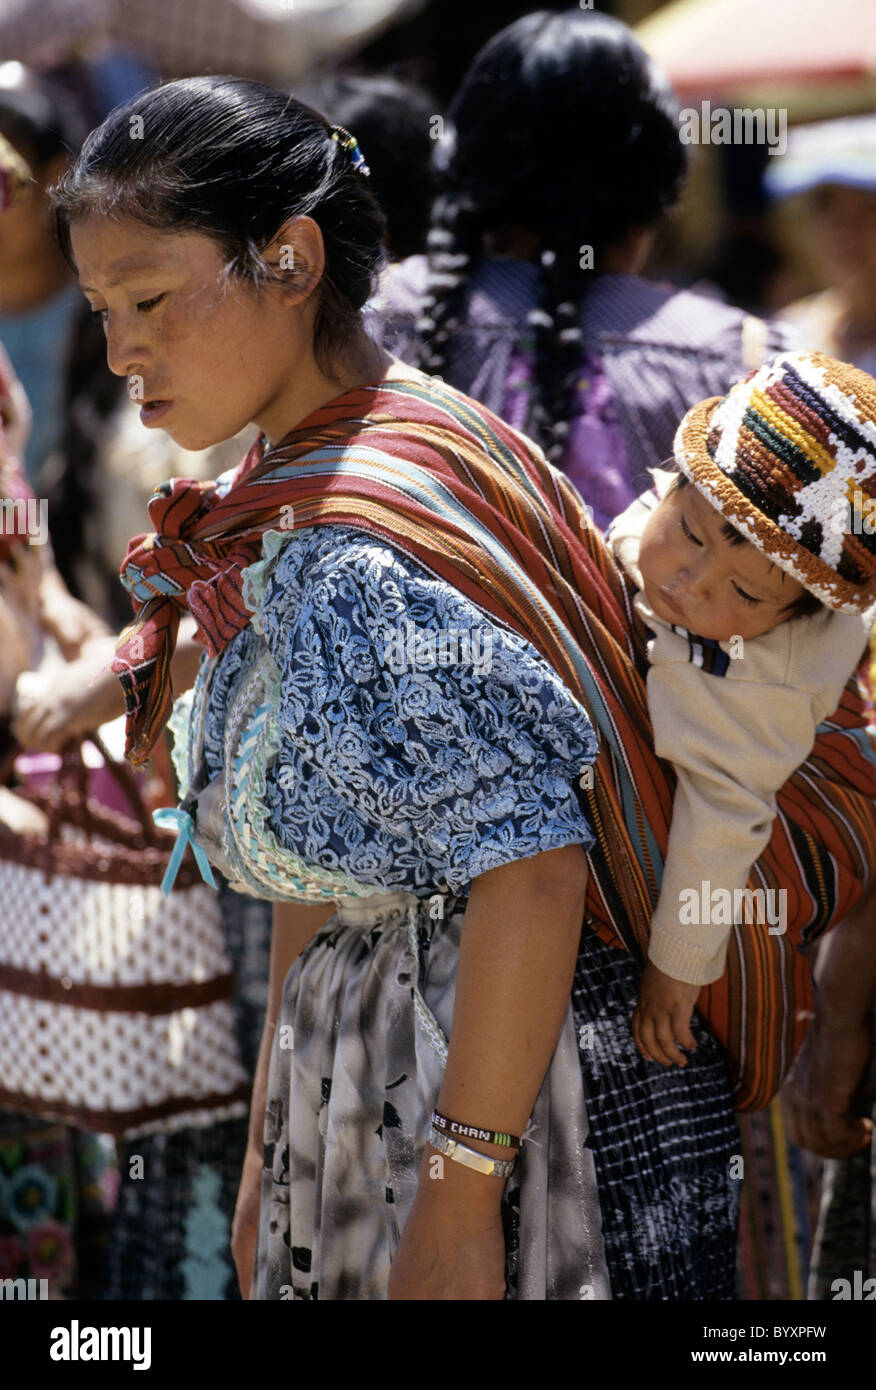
[178,525,598,901]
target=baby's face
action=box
[637,481,807,641]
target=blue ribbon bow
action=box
[152,806,218,896]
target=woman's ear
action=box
[261,215,325,307]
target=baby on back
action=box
[605,351,876,1067]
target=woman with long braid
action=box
[372,9,794,531]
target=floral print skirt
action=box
[254,891,611,1301]
[255,894,741,1300]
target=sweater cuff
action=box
[647,922,731,987]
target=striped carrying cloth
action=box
[114,372,876,1110]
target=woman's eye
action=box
[733,583,760,607]
[88,294,164,322]
[679,515,702,546]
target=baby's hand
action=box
[632,960,701,1066]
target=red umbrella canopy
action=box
[638,0,876,97]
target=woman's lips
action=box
[140,400,173,425]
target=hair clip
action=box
[330,124,371,177]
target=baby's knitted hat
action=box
[673,351,876,614]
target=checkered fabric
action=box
[0,865,249,1136]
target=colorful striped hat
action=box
[673,351,876,614]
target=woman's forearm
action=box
[780,885,876,1157]
[426,843,588,1203]
[36,548,111,659]
[388,843,588,1297]
[247,898,337,1151]
[812,887,876,1029]
[81,616,203,712]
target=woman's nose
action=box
[104,312,149,380]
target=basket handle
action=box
[1,731,162,844]
[80,729,161,842]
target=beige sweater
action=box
[607,470,874,985]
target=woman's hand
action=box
[780,891,876,1158]
[633,959,701,1066]
[232,1144,265,1300]
[11,650,121,752]
[36,560,111,661]
[781,1012,873,1159]
[11,615,209,753]
[388,1151,507,1301]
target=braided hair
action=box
[415,9,688,464]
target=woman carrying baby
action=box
[51,76,876,1300]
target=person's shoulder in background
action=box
[580,272,799,362]
[367,254,429,321]
[365,253,543,358]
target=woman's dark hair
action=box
[300,74,436,261]
[50,75,388,375]
[415,9,688,463]
[668,473,824,618]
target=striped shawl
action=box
[114,372,876,1110]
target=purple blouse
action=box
[367,253,797,536]
[501,339,632,533]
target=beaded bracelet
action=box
[430,1109,521,1150]
[425,1124,516,1180]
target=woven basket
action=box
[0,735,249,1137]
